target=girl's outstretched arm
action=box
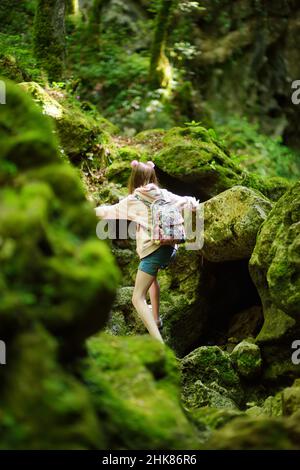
[95,196,134,220]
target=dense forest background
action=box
[1,0,300,177]
[0,0,300,451]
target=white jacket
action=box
[95,183,199,259]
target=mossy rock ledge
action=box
[18,81,117,164]
[150,126,290,202]
[200,185,273,262]
[249,180,300,381]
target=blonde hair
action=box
[128,161,159,194]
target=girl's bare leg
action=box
[132,270,164,343]
[149,277,160,324]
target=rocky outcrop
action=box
[181,346,243,411]
[249,181,300,380]
[282,379,300,416]
[0,80,120,448]
[1,326,104,450]
[205,411,300,450]
[200,185,273,262]
[0,80,120,353]
[136,125,290,202]
[82,333,200,450]
[18,81,117,164]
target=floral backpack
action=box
[135,194,186,245]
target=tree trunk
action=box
[34,0,66,82]
[149,0,176,90]
[66,0,79,15]
[89,0,110,44]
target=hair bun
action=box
[130,160,139,168]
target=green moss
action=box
[0,53,26,82]
[1,326,103,450]
[82,333,199,450]
[19,81,115,165]
[134,129,166,142]
[231,340,262,379]
[106,160,131,186]
[180,346,243,410]
[249,181,300,359]
[205,414,300,450]
[0,79,120,347]
[260,393,283,418]
[0,79,59,181]
[152,125,288,201]
[34,0,66,81]
[188,406,244,435]
[282,381,300,416]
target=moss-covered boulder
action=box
[18,81,116,164]
[246,392,283,418]
[0,54,29,82]
[0,326,103,450]
[200,185,272,261]
[205,412,300,450]
[106,146,142,186]
[249,181,300,379]
[0,79,121,450]
[149,125,289,202]
[82,333,200,450]
[0,79,120,350]
[282,379,300,416]
[231,340,262,379]
[186,406,244,441]
[180,346,243,411]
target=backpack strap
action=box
[134,194,153,236]
[135,193,166,207]
[134,193,152,207]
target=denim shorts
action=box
[138,245,177,277]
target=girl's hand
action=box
[95,206,108,218]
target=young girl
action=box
[95,160,199,343]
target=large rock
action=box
[82,333,200,450]
[249,181,300,379]
[205,411,300,450]
[150,125,289,202]
[282,379,300,416]
[0,326,103,450]
[186,406,244,442]
[246,393,283,418]
[200,185,273,261]
[230,340,262,379]
[180,346,243,411]
[18,81,116,164]
[0,79,120,352]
